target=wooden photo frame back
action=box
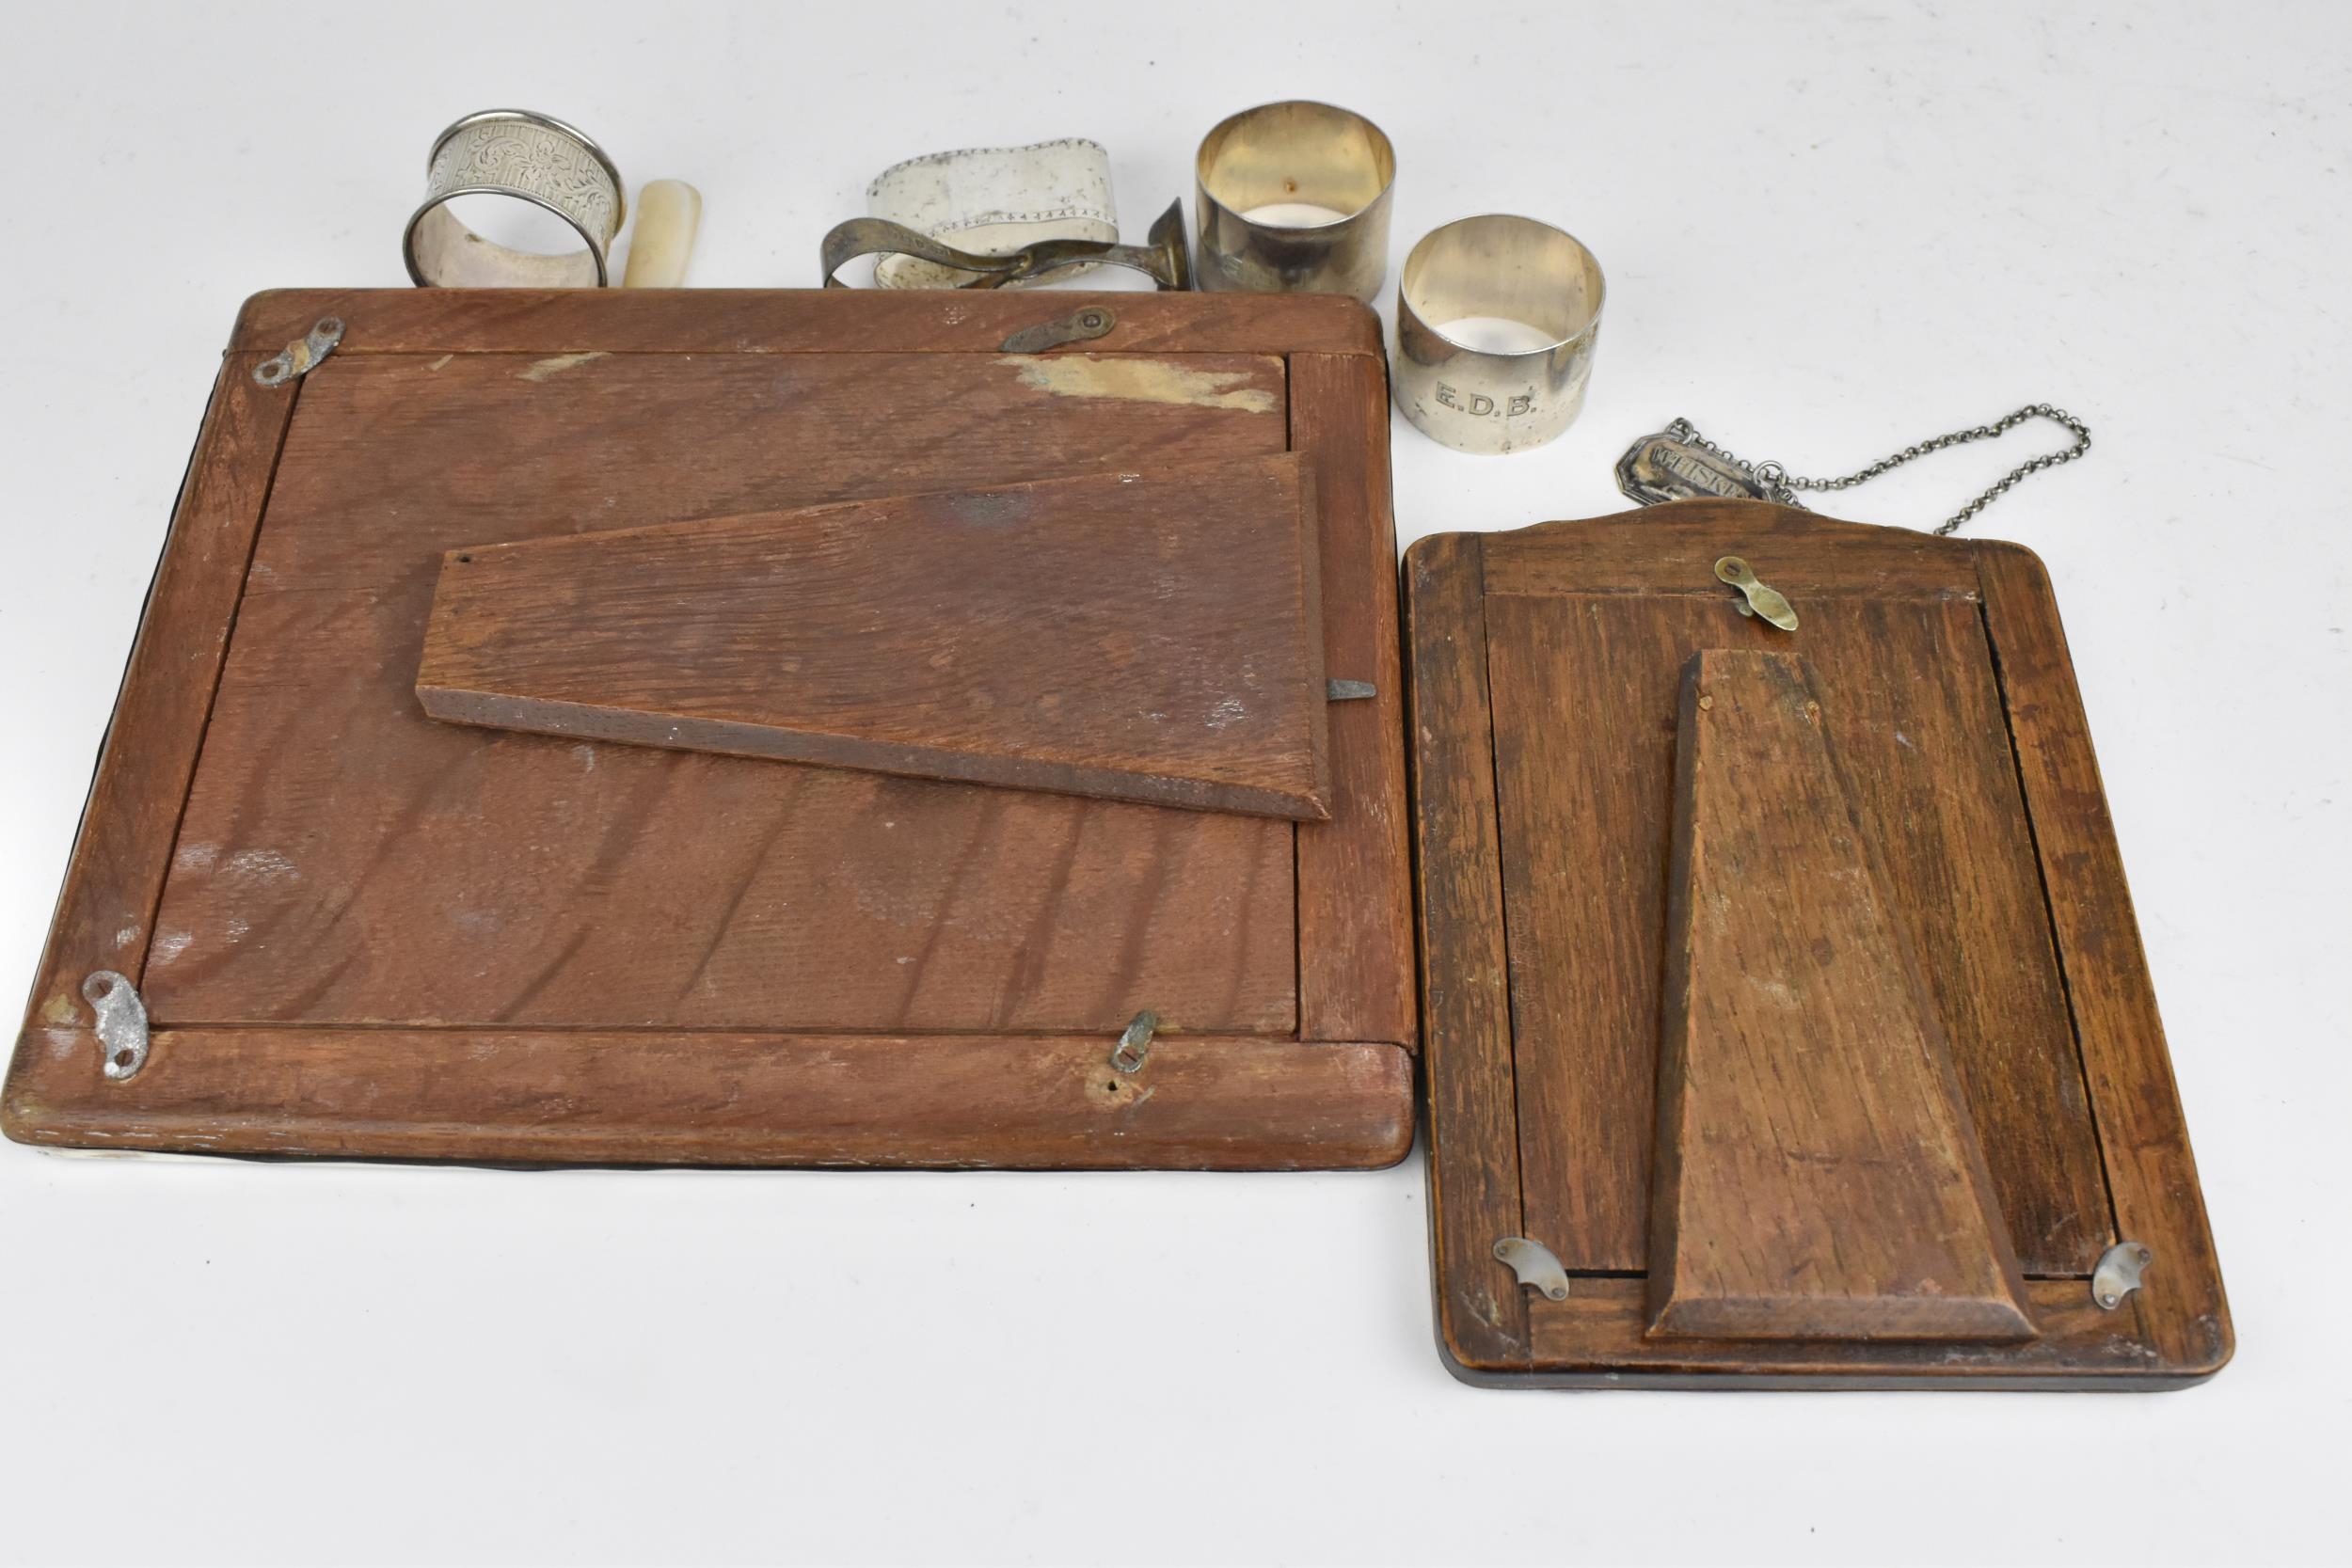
[1406,504,2229,1388]
[5,290,1416,1170]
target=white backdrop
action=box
[1,4,2344,1563]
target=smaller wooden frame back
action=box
[1406,503,2230,1388]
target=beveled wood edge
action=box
[1290,353,1415,1047]
[1403,531,1531,1367]
[1474,498,1928,543]
[1293,461,1335,825]
[3,1029,1415,1170]
[1469,500,1988,599]
[1438,1278,2219,1389]
[1975,540,2233,1378]
[1442,1370,2217,1392]
[230,288,1385,360]
[418,687,1335,822]
[7,352,295,1125]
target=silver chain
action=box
[1663,404,2091,535]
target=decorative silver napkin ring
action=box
[1391,214,1607,455]
[403,109,628,288]
[1195,100,1395,302]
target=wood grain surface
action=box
[417,457,1332,819]
[144,349,1299,1034]
[1403,532,1528,1368]
[1481,506,1979,599]
[5,1028,1412,1170]
[7,291,1419,1171]
[1646,650,2034,1343]
[1482,586,2107,1275]
[1289,353,1415,1045]
[230,288,1386,361]
[1977,542,2232,1374]
[1409,502,2229,1386]
[8,355,294,1090]
[1507,1277,2193,1389]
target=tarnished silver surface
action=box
[1326,679,1377,701]
[84,971,149,1082]
[1616,428,1785,506]
[1492,1237,1571,1302]
[403,109,627,288]
[823,200,1190,291]
[1195,101,1394,302]
[999,306,1117,354]
[1391,215,1605,455]
[1715,556,1800,630]
[1109,1010,1159,1075]
[2092,1241,2154,1310]
[253,317,344,388]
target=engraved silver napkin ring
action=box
[1391,214,1607,455]
[404,109,628,288]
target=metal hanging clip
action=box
[1492,1237,1570,1302]
[1000,306,1117,354]
[2091,1241,2153,1310]
[1715,555,1799,630]
[1108,1009,1158,1074]
[83,970,150,1081]
[254,317,344,388]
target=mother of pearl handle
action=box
[622,180,703,288]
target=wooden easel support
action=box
[1646,649,2037,1343]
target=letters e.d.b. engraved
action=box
[1436,384,1537,420]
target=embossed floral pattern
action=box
[423,120,619,243]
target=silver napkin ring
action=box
[1391,214,1607,455]
[820,199,1192,291]
[1195,100,1395,303]
[403,109,628,288]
